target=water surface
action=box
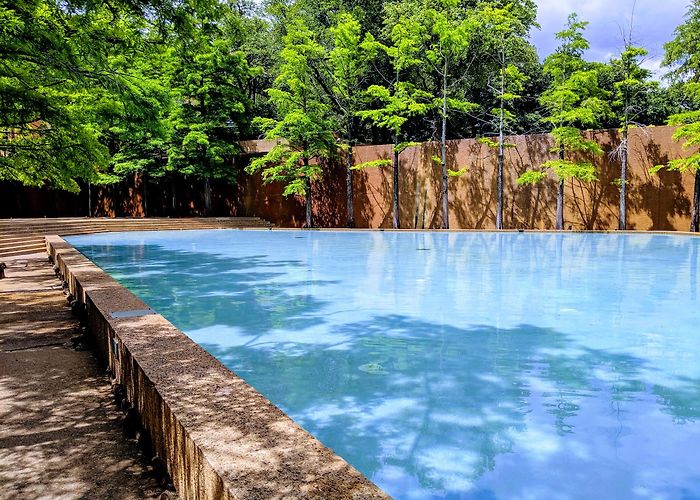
[67,230,700,499]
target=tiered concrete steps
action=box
[0,217,273,258]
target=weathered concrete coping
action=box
[45,235,387,500]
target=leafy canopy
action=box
[519,13,608,185]
[246,18,336,196]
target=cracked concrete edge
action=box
[45,235,388,500]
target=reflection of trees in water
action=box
[83,243,336,336]
[209,316,698,495]
[75,235,700,497]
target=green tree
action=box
[357,1,433,229]
[479,4,530,229]
[246,18,336,228]
[656,0,700,232]
[609,38,651,230]
[0,0,133,191]
[327,13,371,227]
[167,10,260,214]
[421,0,478,229]
[518,13,609,230]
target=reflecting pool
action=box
[68,230,700,499]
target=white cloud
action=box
[530,0,691,69]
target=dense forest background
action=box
[2,0,700,228]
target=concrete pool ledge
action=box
[45,235,387,500]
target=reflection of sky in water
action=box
[68,230,700,499]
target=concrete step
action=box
[0,217,273,257]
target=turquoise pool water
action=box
[67,230,700,499]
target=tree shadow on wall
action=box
[414,142,442,229]
[353,150,393,228]
[507,134,558,230]
[629,137,690,231]
[312,157,346,228]
[447,140,495,229]
[398,146,422,229]
[568,129,622,230]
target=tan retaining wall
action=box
[238,126,698,231]
[46,235,387,500]
[4,126,695,231]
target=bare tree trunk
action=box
[496,58,505,230]
[143,172,148,217]
[392,141,400,229]
[171,177,177,217]
[346,121,355,228]
[204,177,212,215]
[304,157,313,228]
[556,145,565,230]
[619,128,628,230]
[441,60,449,230]
[497,126,504,230]
[692,169,700,232]
[87,182,92,217]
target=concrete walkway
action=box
[0,253,166,499]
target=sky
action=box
[530,0,690,76]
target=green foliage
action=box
[658,109,700,174]
[448,167,469,177]
[167,11,260,181]
[245,18,335,195]
[519,13,607,185]
[663,1,700,82]
[358,83,433,136]
[479,137,515,149]
[477,3,531,157]
[610,45,651,123]
[329,13,371,123]
[394,141,421,153]
[0,0,133,190]
[656,2,700,178]
[1,0,689,205]
[352,159,393,170]
[516,170,547,185]
[542,159,597,182]
[356,4,433,139]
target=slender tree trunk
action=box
[143,172,148,217]
[171,177,177,217]
[692,169,700,232]
[496,55,505,230]
[619,127,628,230]
[441,60,449,230]
[87,182,92,217]
[204,177,212,215]
[346,149,355,228]
[556,145,565,230]
[346,120,355,228]
[304,157,313,228]
[392,139,400,229]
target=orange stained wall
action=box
[239,126,698,231]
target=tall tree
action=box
[609,27,650,230]
[327,13,371,227]
[0,0,135,191]
[518,13,609,230]
[246,18,336,228]
[656,0,700,232]
[357,1,433,229]
[422,0,478,229]
[167,9,260,214]
[479,4,530,229]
